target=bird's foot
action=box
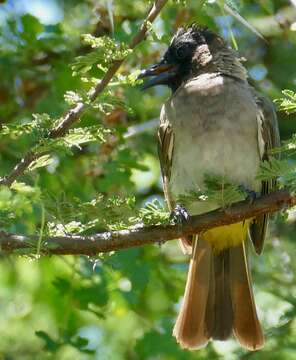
[239,185,259,204]
[170,204,190,226]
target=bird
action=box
[139,24,280,351]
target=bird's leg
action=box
[170,204,193,253]
[156,205,190,248]
[170,204,190,225]
[238,185,260,204]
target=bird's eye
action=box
[175,45,191,60]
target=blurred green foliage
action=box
[1,0,296,359]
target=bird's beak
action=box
[138,61,178,90]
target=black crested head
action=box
[166,24,216,62]
[139,24,218,92]
[164,25,216,84]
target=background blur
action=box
[1,0,296,359]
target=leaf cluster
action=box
[71,34,131,76]
[178,174,247,208]
[275,90,296,115]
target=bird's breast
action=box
[163,75,262,214]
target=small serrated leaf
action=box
[28,155,54,171]
[275,90,296,114]
[11,182,37,195]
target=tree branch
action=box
[0,190,294,256]
[0,0,168,187]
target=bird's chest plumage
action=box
[162,74,261,214]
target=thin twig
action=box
[0,0,168,187]
[0,190,294,256]
[124,118,158,139]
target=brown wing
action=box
[250,93,280,254]
[158,111,175,211]
[158,109,193,253]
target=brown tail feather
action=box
[173,238,212,349]
[173,237,264,350]
[205,250,233,340]
[230,243,265,350]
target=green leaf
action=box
[21,14,44,40]
[11,182,38,195]
[64,91,83,105]
[28,154,54,171]
[135,199,170,226]
[53,276,109,309]
[178,174,246,208]
[0,183,41,226]
[61,126,110,149]
[35,331,60,353]
[70,336,94,354]
[0,113,52,140]
[71,34,131,76]
[34,126,110,155]
[256,157,296,192]
[256,158,292,181]
[71,51,107,75]
[275,90,296,114]
[52,277,72,293]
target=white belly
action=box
[164,75,261,215]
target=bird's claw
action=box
[170,204,190,226]
[239,185,259,204]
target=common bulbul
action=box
[140,25,280,350]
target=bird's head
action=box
[139,25,226,92]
